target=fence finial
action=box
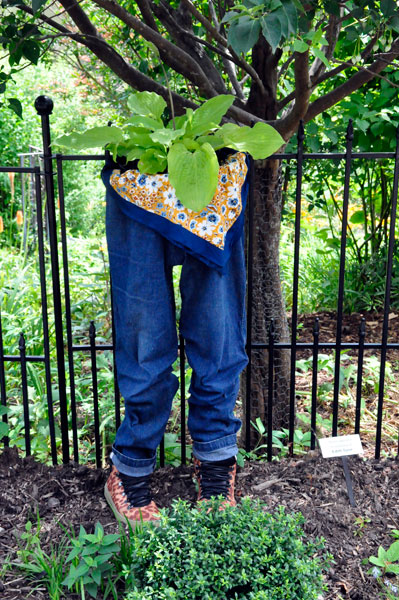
[297,119,305,143]
[34,96,54,116]
[312,317,320,336]
[346,119,354,141]
[18,332,26,351]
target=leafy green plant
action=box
[12,512,69,600]
[12,514,128,600]
[295,351,370,412]
[62,522,121,599]
[369,541,399,577]
[362,355,395,396]
[56,91,283,211]
[0,404,9,439]
[248,416,311,460]
[368,540,399,599]
[353,515,371,538]
[123,497,331,600]
[156,432,192,467]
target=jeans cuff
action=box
[110,448,156,477]
[192,433,238,462]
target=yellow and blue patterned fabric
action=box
[101,151,250,270]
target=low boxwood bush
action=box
[124,497,332,600]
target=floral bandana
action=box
[101,152,249,271]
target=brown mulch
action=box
[1,446,398,599]
[290,309,399,364]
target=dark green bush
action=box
[123,498,331,600]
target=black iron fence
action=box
[0,96,398,466]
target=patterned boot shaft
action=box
[105,466,160,527]
[193,457,237,507]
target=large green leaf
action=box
[149,127,186,146]
[127,91,167,120]
[386,541,399,563]
[381,0,397,17]
[21,40,40,64]
[279,0,298,35]
[167,142,219,211]
[32,0,48,12]
[55,126,124,150]
[124,127,155,148]
[349,210,365,225]
[117,145,146,163]
[0,421,9,437]
[138,148,167,174]
[220,122,284,159]
[292,39,309,53]
[312,47,329,68]
[128,115,164,130]
[323,0,340,15]
[390,14,399,33]
[168,109,193,131]
[8,98,22,118]
[196,135,225,149]
[273,6,289,39]
[227,16,261,54]
[260,13,282,52]
[190,95,235,136]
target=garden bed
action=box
[0,446,398,599]
[288,309,399,459]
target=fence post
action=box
[0,310,8,447]
[289,120,305,456]
[35,95,70,464]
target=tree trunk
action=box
[240,157,292,449]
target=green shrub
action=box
[123,498,331,600]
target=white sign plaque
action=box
[319,434,363,459]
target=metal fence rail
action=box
[0,96,398,466]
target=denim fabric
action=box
[106,187,248,476]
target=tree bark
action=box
[240,158,291,449]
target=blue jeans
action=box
[106,189,248,476]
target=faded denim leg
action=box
[179,230,248,462]
[106,189,184,476]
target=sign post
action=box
[318,434,364,507]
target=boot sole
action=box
[104,483,160,529]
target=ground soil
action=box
[293,309,399,358]
[1,446,398,600]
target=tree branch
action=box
[278,31,381,112]
[278,51,311,139]
[207,0,244,100]
[88,0,218,97]
[74,52,117,97]
[309,13,341,82]
[179,0,267,96]
[332,59,399,87]
[179,0,227,46]
[149,0,228,95]
[304,39,399,123]
[17,3,88,44]
[278,53,295,79]
[135,0,160,31]
[17,1,197,114]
